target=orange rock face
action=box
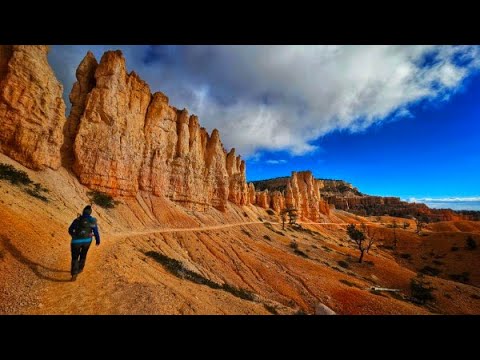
[0,45,66,170]
[65,50,244,211]
[72,50,151,196]
[270,191,285,213]
[62,51,98,165]
[256,190,270,209]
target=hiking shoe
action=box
[71,274,77,282]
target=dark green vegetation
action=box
[419,266,441,276]
[87,190,117,209]
[410,278,435,304]
[338,260,350,269]
[145,251,255,301]
[466,236,477,250]
[0,163,49,202]
[266,209,275,216]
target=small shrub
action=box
[410,278,435,304]
[420,266,441,276]
[294,249,308,258]
[276,231,285,236]
[87,190,116,209]
[451,246,459,252]
[311,245,318,249]
[0,163,32,185]
[25,188,49,202]
[263,235,271,241]
[264,304,279,314]
[258,217,264,222]
[266,209,275,216]
[338,260,350,269]
[466,236,477,250]
[400,253,412,259]
[241,229,252,237]
[243,212,248,217]
[364,260,375,266]
[449,272,470,284]
[290,241,298,250]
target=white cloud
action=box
[49,45,480,159]
[266,159,287,164]
[408,196,480,203]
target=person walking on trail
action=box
[68,205,100,281]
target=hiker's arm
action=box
[92,225,100,245]
[68,220,77,236]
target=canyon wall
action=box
[0,45,66,170]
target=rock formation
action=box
[62,51,98,165]
[250,171,331,220]
[0,45,66,170]
[65,50,245,210]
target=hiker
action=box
[68,205,100,281]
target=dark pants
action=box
[71,242,91,276]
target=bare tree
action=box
[280,209,288,230]
[361,223,377,254]
[347,224,367,263]
[415,216,428,235]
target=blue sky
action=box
[49,46,480,210]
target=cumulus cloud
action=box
[266,159,287,164]
[49,45,480,158]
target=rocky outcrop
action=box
[270,191,285,213]
[256,191,270,209]
[285,171,327,221]
[62,51,98,165]
[72,50,151,196]
[226,148,249,205]
[0,45,66,170]
[250,170,330,220]
[248,183,256,204]
[65,50,245,211]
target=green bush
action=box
[0,163,49,202]
[263,235,271,241]
[266,209,275,216]
[338,260,350,269]
[0,163,32,185]
[290,241,298,250]
[410,278,435,303]
[87,190,116,209]
[466,236,477,250]
[419,266,441,276]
